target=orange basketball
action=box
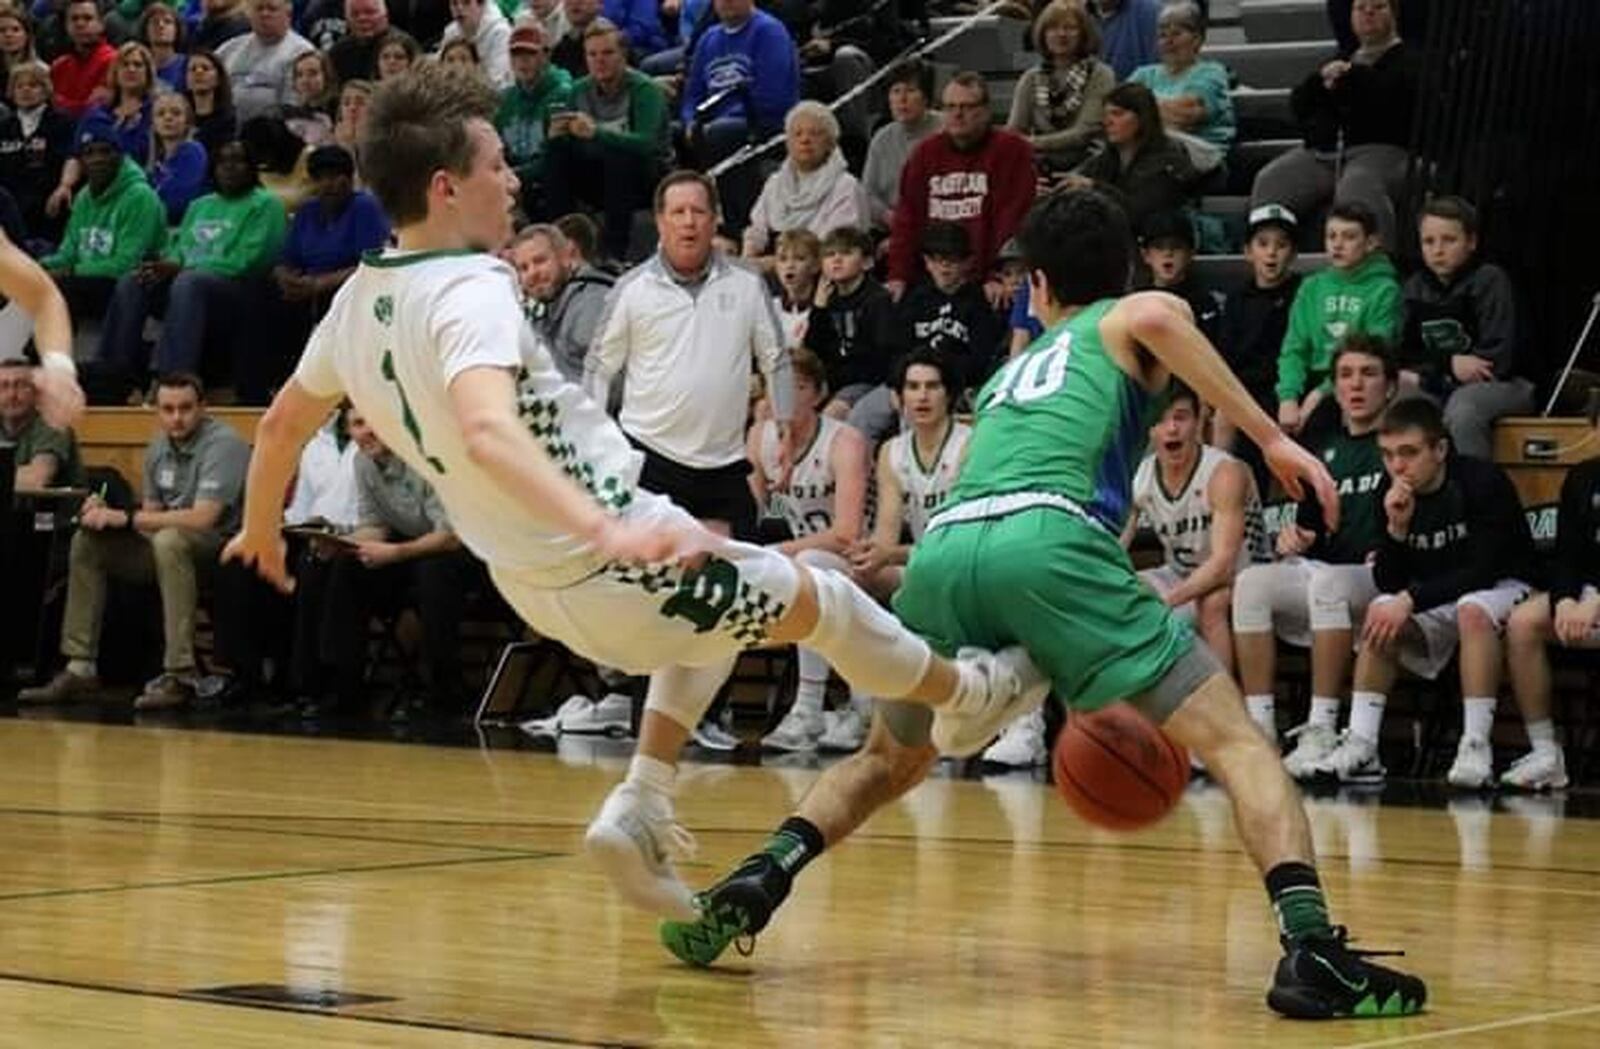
[1053,704,1190,831]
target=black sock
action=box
[759,816,826,877]
[1266,861,1335,944]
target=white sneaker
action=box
[1446,737,1495,790]
[1311,731,1386,785]
[690,719,740,751]
[562,692,634,735]
[817,706,868,753]
[761,705,824,752]
[1499,747,1569,791]
[932,646,1050,757]
[518,694,591,737]
[980,708,1047,768]
[583,781,699,920]
[1282,722,1340,781]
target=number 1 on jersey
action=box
[381,350,446,475]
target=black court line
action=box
[0,852,562,904]
[0,970,646,1048]
[4,807,1597,880]
[0,807,564,857]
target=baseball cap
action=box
[1139,210,1195,249]
[509,20,545,53]
[75,113,121,155]
[306,144,356,178]
[1247,203,1299,237]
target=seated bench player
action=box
[1313,396,1535,786]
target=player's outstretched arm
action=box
[223,378,342,591]
[450,366,719,564]
[1111,291,1340,532]
[0,231,83,428]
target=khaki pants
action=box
[61,526,223,674]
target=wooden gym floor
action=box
[0,715,1598,1047]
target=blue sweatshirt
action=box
[283,189,391,274]
[148,140,209,225]
[680,9,798,133]
[604,0,668,55]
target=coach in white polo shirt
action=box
[587,169,794,545]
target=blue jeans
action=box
[101,269,261,396]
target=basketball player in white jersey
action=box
[749,347,870,752]
[0,230,85,428]
[220,68,1045,922]
[1125,382,1269,687]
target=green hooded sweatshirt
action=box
[495,64,575,183]
[41,155,166,279]
[1275,251,1402,402]
[164,186,287,278]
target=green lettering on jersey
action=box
[661,558,739,633]
[381,349,446,475]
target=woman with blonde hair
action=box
[147,91,209,224]
[1008,0,1115,174]
[285,48,337,146]
[48,40,159,215]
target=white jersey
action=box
[758,415,844,538]
[887,420,971,540]
[294,250,643,586]
[1132,445,1269,577]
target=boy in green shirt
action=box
[1276,201,1400,434]
[663,189,1428,1022]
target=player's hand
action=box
[589,513,723,566]
[1451,354,1496,385]
[32,363,86,429]
[1277,399,1301,435]
[1262,433,1339,532]
[1277,523,1315,558]
[1554,596,1600,647]
[1384,478,1415,538]
[847,538,890,578]
[355,540,403,568]
[222,529,294,593]
[1362,592,1413,650]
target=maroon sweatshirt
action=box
[888,127,1036,285]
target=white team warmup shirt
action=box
[1132,445,1268,577]
[885,421,971,541]
[293,249,799,674]
[757,415,844,538]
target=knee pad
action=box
[804,565,932,700]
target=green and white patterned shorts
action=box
[490,492,798,674]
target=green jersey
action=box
[1298,407,1388,564]
[951,298,1165,532]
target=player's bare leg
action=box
[584,561,1045,918]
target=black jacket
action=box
[806,277,898,391]
[1552,457,1600,606]
[1291,41,1419,152]
[895,279,1005,390]
[1219,273,1303,409]
[0,106,73,237]
[1373,454,1537,611]
[1400,259,1520,396]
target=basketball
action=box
[1054,704,1191,831]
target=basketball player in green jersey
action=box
[662,191,1427,1020]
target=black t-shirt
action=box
[1552,457,1600,605]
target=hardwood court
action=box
[1,719,1597,1047]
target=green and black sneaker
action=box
[1268,927,1427,1019]
[659,854,790,968]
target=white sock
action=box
[1244,694,1276,739]
[67,659,96,679]
[1526,718,1558,754]
[627,754,676,797]
[1309,695,1341,730]
[1348,691,1387,743]
[792,651,829,717]
[1462,696,1497,744]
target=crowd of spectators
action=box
[2,0,1591,781]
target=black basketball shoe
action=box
[1268,927,1427,1019]
[659,853,792,967]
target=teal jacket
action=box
[165,187,287,277]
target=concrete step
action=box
[1211,0,1245,24]
[928,13,1030,73]
[1204,40,1329,90]
[1240,0,1333,44]
[1234,87,1297,140]
[1194,251,1326,288]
